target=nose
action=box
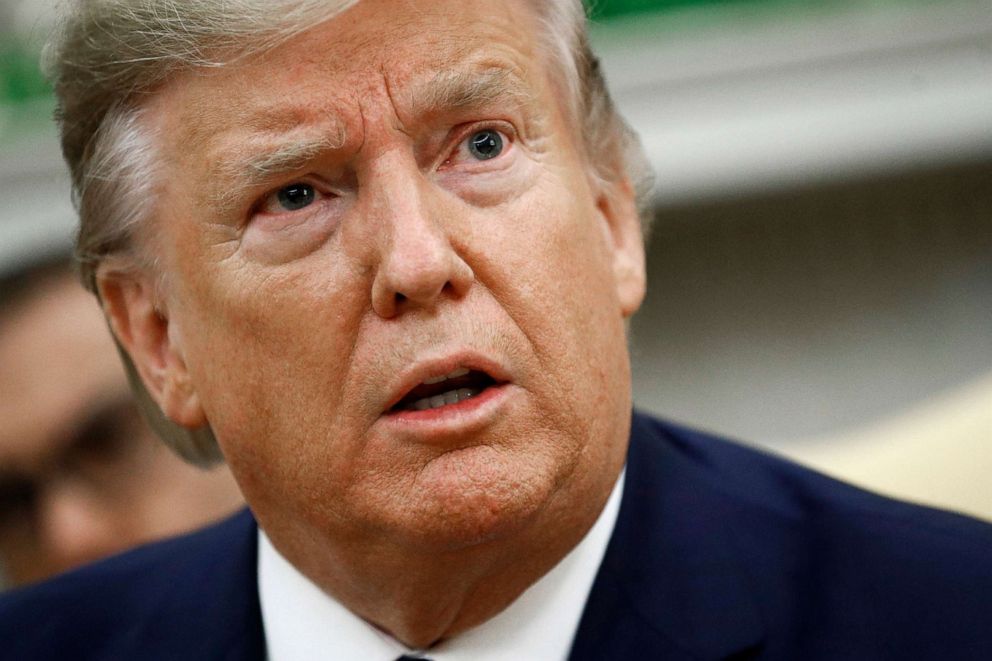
[36,480,121,575]
[368,158,474,318]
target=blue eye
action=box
[467,130,503,161]
[276,183,316,211]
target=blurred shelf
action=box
[592,0,992,205]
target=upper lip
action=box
[382,350,512,413]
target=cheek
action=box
[469,175,630,412]
[172,254,370,471]
[486,176,621,342]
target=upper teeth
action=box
[412,388,481,411]
[422,367,470,385]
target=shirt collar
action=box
[258,470,625,661]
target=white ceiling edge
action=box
[0,111,75,272]
[0,203,75,274]
[594,0,992,206]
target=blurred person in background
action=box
[0,251,243,588]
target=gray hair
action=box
[44,0,653,465]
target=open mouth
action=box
[390,368,501,413]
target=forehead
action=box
[151,0,552,157]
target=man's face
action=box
[130,0,645,557]
[0,275,243,586]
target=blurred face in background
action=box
[0,272,243,587]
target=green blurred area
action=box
[0,39,52,105]
[588,0,755,19]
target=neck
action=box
[262,476,617,649]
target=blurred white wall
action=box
[628,163,992,520]
[796,371,992,522]
[594,0,992,520]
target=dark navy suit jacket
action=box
[2,412,991,660]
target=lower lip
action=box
[381,383,510,432]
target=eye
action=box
[257,181,334,217]
[466,129,504,161]
[274,183,316,211]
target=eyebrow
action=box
[241,135,344,178]
[208,65,534,213]
[413,65,534,116]
[210,131,346,213]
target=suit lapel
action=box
[123,509,266,660]
[570,413,765,660]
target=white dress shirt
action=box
[259,471,625,661]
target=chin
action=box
[382,446,561,551]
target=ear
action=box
[596,178,647,317]
[96,263,207,429]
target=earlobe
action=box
[596,179,647,318]
[96,265,207,429]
